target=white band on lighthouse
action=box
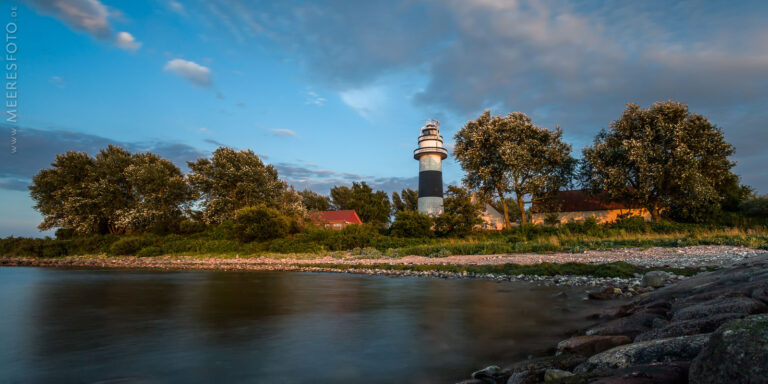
[414,119,445,216]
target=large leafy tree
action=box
[434,185,482,237]
[391,188,418,213]
[454,110,574,226]
[30,145,191,234]
[581,101,736,221]
[330,182,391,225]
[188,147,287,223]
[30,151,100,234]
[298,189,331,211]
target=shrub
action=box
[55,228,76,240]
[109,236,156,256]
[179,220,206,234]
[232,206,290,242]
[136,246,163,257]
[390,211,434,238]
[543,213,560,226]
[740,195,768,218]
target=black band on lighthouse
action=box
[418,170,443,198]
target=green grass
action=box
[304,261,708,279]
[1,222,766,259]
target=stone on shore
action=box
[574,333,710,374]
[670,295,766,322]
[543,369,573,381]
[689,314,768,384]
[556,335,632,357]
[642,271,667,288]
[634,312,746,342]
[585,312,663,339]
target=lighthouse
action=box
[414,119,447,215]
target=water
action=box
[0,267,610,383]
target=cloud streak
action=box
[164,59,212,87]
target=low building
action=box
[478,202,506,230]
[530,190,651,225]
[310,210,363,230]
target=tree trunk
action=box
[649,204,661,222]
[517,193,526,225]
[498,188,511,229]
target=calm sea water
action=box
[0,267,608,383]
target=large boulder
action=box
[585,312,663,339]
[689,314,768,384]
[574,334,710,374]
[671,296,766,322]
[642,271,668,288]
[634,313,746,342]
[557,335,632,357]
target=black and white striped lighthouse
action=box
[414,119,447,215]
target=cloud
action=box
[304,91,326,106]
[340,86,386,121]
[115,31,141,51]
[0,124,207,191]
[271,129,297,137]
[50,76,66,88]
[27,0,112,38]
[163,59,212,87]
[168,0,185,15]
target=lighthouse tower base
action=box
[418,197,443,216]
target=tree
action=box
[390,210,434,238]
[30,151,99,234]
[392,188,418,212]
[434,185,482,237]
[29,146,192,234]
[330,182,391,225]
[581,101,736,222]
[188,147,287,224]
[454,110,574,226]
[299,189,331,211]
[114,152,192,232]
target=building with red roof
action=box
[530,190,650,225]
[310,210,363,230]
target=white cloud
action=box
[168,0,185,14]
[271,129,297,137]
[163,59,212,87]
[50,76,66,88]
[115,31,141,51]
[340,86,387,121]
[28,0,112,38]
[304,91,327,106]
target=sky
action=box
[1,0,767,237]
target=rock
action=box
[543,369,573,381]
[671,296,766,322]
[505,370,539,384]
[689,314,768,384]
[504,354,586,374]
[574,333,710,373]
[471,365,508,384]
[642,271,667,288]
[634,312,746,342]
[613,288,623,295]
[557,335,632,357]
[457,380,487,384]
[585,312,663,339]
[588,362,690,384]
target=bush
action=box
[55,228,76,240]
[740,195,768,218]
[136,246,163,257]
[109,236,156,256]
[179,219,206,234]
[390,211,434,238]
[232,206,290,242]
[543,213,560,226]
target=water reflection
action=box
[0,267,607,383]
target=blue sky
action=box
[1,0,768,237]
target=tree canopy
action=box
[29,145,191,234]
[581,101,737,221]
[434,185,482,236]
[298,189,331,211]
[392,188,418,213]
[330,182,391,225]
[187,147,288,224]
[454,110,573,226]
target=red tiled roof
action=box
[536,190,640,213]
[311,210,363,224]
